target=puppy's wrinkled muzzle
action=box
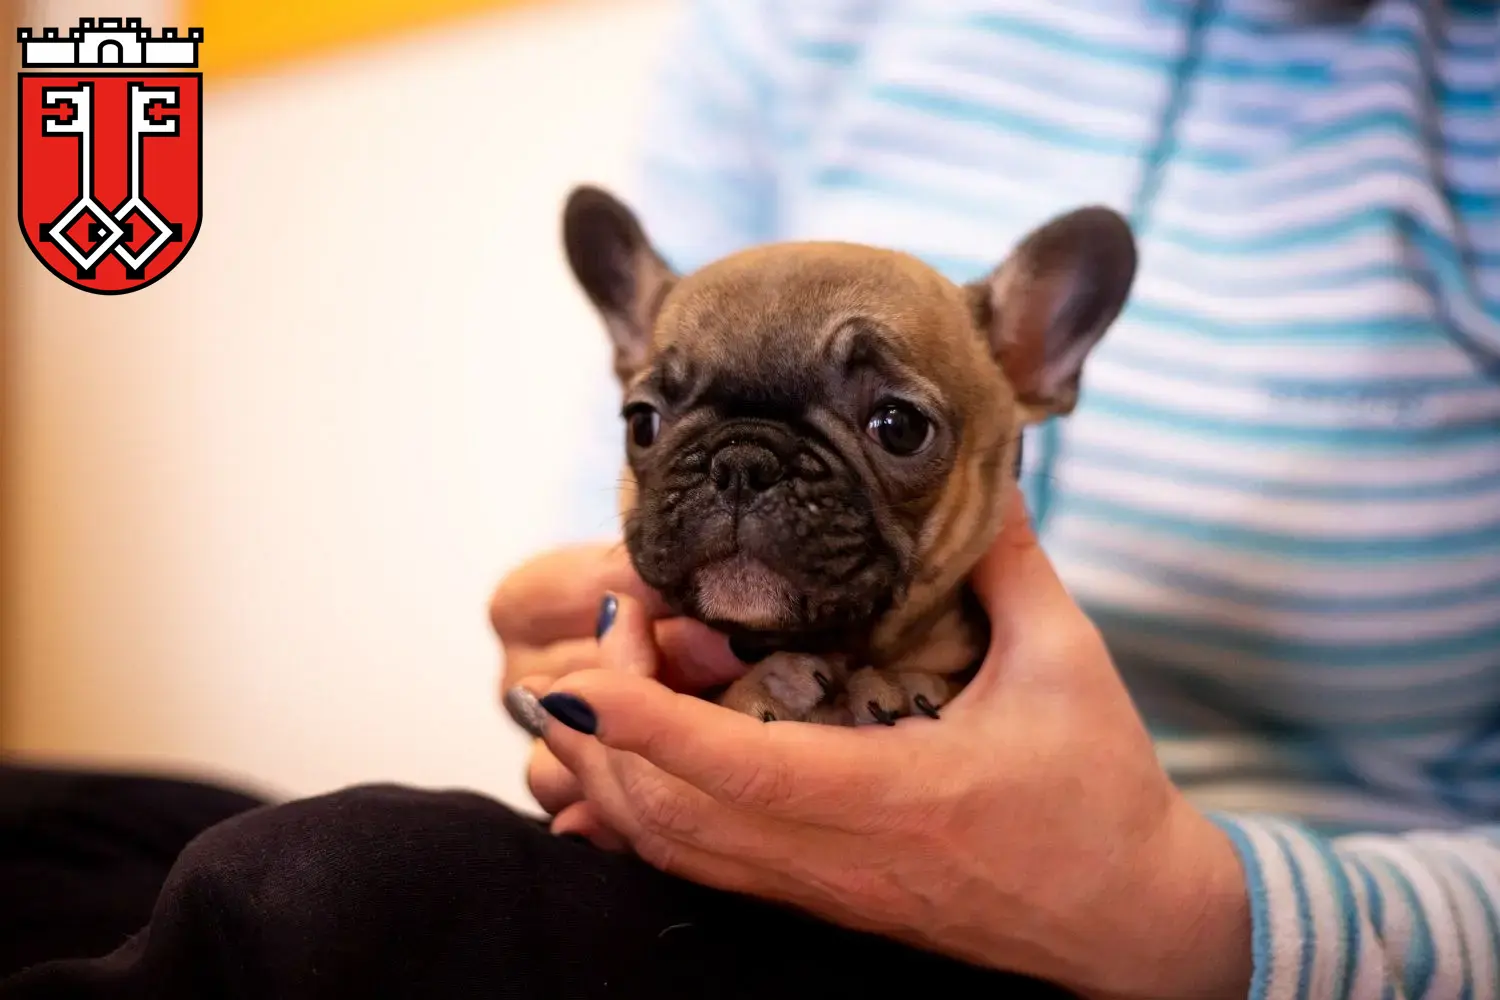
[709,442,783,507]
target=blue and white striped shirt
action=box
[573,1,1500,995]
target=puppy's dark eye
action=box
[866,402,933,456]
[625,405,661,448]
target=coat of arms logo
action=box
[16,17,203,294]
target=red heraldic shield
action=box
[18,73,202,294]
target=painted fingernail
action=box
[595,594,618,639]
[539,693,598,735]
[503,687,548,738]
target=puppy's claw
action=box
[761,710,776,723]
[867,701,898,726]
[913,695,941,720]
[813,671,833,699]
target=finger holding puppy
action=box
[492,545,746,822]
[489,543,670,649]
[503,590,657,826]
[541,667,896,825]
[531,592,699,846]
[525,743,583,817]
[493,542,744,700]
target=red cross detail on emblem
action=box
[44,100,76,124]
[146,100,176,123]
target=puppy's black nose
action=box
[710,443,783,502]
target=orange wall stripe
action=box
[181,0,547,81]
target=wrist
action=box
[1068,792,1253,1000]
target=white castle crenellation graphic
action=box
[17,18,202,68]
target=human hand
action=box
[523,493,1253,1000]
[489,542,744,831]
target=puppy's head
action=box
[562,186,1135,648]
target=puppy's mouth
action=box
[625,417,906,645]
[690,553,798,632]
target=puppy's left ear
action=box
[563,185,678,386]
[968,207,1137,418]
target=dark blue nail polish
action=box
[595,594,618,639]
[540,693,598,735]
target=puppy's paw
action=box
[717,653,842,722]
[806,697,856,727]
[896,671,954,721]
[848,668,954,726]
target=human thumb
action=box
[594,592,660,678]
[968,484,1084,659]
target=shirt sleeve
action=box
[1210,813,1500,999]
[628,0,784,273]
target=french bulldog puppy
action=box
[562,185,1136,726]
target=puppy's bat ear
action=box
[967,207,1137,419]
[562,185,677,385]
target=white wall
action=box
[3,0,678,807]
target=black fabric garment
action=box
[0,762,267,978]
[2,780,1073,999]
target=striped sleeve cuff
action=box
[1207,812,1500,1000]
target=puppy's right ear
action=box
[968,206,1136,421]
[562,185,677,385]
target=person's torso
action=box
[753,0,1500,833]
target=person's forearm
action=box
[1057,797,1500,1000]
[1202,811,1500,999]
[1051,794,1254,1000]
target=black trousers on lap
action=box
[0,762,266,978]
[2,768,1070,999]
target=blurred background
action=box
[0,0,670,808]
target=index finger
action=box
[489,542,674,645]
[540,668,899,827]
[968,485,1074,633]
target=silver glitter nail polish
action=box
[503,687,548,738]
